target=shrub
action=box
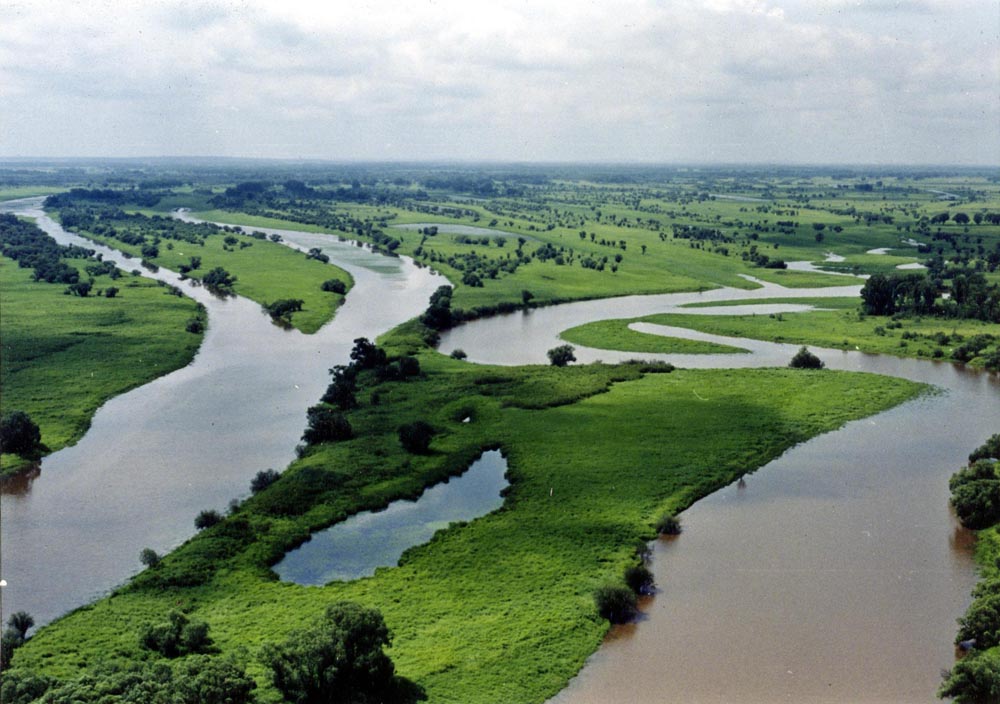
[789,346,824,369]
[138,610,213,657]
[398,421,436,454]
[302,405,353,445]
[594,584,638,623]
[0,411,42,457]
[655,513,682,535]
[450,349,468,360]
[321,278,347,294]
[250,468,280,494]
[140,547,161,568]
[624,565,654,595]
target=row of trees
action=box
[861,272,1000,323]
[940,434,1000,701]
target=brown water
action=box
[442,300,998,703]
[0,199,444,626]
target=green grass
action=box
[560,318,748,355]
[0,186,66,202]
[0,255,204,473]
[73,219,353,334]
[10,329,924,703]
[633,297,1000,364]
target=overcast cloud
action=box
[1,0,997,164]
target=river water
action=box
[2,200,996,701]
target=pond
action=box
[274,450,509,585]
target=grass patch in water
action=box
[560,317,748,355]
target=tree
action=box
[970,434,1000,463]
[140,547,161,568]
[521,289,534,305]
[0,411,42,456]
[202,267,237,294]
[789,347,824,369]
[104,286,119,298]
[398,421,435,454]
[547,344,576,367]
[302,405,353,445]
[260,602,423,704]
[349,338,386,370]
[7,611,34,640]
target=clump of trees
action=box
[302,405,353,445]
[321,278,347,294]
[250,468,281,493]
[139,610,213,658]
[201,266,237,295]
[940,435,1000,701]
[593,584,638,624]
[789,347,824,369]
[263,298,304,323]
[260,602,424,704]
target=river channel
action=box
[2,200,997,701]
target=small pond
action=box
[274,450,509,585]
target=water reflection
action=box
[275,450,509,585]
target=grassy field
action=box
[0,254,204,474]
[9,325,924,703]
[559,318,749,355]
[64,214,353,334]
[583,297,1000,365]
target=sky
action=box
[1,0,998,165]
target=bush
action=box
[399,421,436,454]
[302,405,353,445]
[0,411,42,457]
[624,565,654,595]
[139,610,213,657]
[450,349,468,360]
[593,584,638,623]
[789,346,824,369]
[250,468,280,494]
[970,434,1000,463]
[321,278,347,294]
[194,509,223,530]
[140,547,161,568]
[938,649,1000,703]
[655,513,682,535]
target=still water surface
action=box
[274,450,508,585]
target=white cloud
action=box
[0,0,996,163]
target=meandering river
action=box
[2,199,996,701]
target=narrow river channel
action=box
[2,199,996,701]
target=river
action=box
[2,200,996,701]
[0,198,444,626]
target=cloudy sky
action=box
[1,0,997,165]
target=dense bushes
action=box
[0,411,42,457]
[139,610,213,657]
[789,346,824,369]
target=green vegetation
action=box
[940,435,1000,702]
[560,317,748,355]
[601,297,1000,368]
[0,241,204,474]
[7,328,923,703]
[46,194,354,334]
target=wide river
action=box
[2,199,997,702]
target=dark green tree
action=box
[302,406,353,445]
[260,602,423,704]
[398,421,435,454]
[0,411,42,456]
[789,347,824,369]
[547,345,576,367]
